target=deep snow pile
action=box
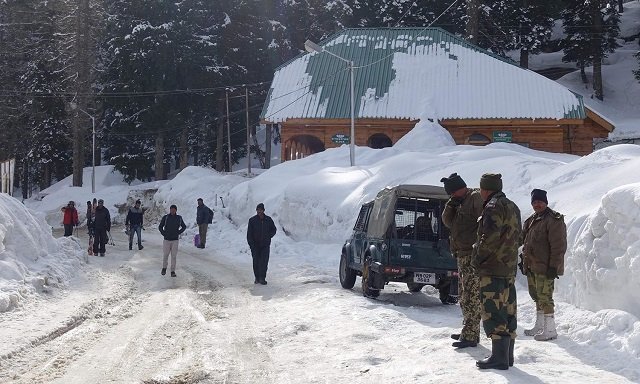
[0,194,84,312]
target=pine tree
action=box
[493,0,554,68]
[562,0,620,100]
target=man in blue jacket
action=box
[158,204,187,277]
[247,203,277,285]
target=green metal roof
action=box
[261,27,587,122]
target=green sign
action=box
[331,133,350,144]
[493,131,512,143]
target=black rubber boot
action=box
[450,333,461,340]
[452,338,478,348]
[509,338,515,367]
[476,336,510,370]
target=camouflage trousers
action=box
[527,271,555,314]
[480,276,517,340]
[456,252,481,341]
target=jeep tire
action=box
[339,252,357,289]
[361,258,380,298]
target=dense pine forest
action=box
[0,1,631,197]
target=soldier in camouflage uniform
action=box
[441,173,484,349]
[521,188,566,341]
[473,173,521,370]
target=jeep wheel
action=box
[361,259,380,298]
[407,282,425,292]
[339,252,357,289]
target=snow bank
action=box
[152,166,247,227]
[0,194,84,312]
[565,183,640,318]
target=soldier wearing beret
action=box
[474,173,521,370]
[521,189,567,341]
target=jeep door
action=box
[352,203,373,265]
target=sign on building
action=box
[331,133,350,145]
[493,131,512,143]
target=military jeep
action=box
[339,184,458,300]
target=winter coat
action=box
[93,206,111,231]
[521,207,567,276]
[441,188,484,255]
[86,206,93,227]
[196,204,213,225]
[474,191,522,278]
[159,213,187,241]
[62,206,79,226]
[126,207,144,227]
[247,214,277,248]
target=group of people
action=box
[63,196,278,285]
[440,172,567,371]
[62,198,110,256]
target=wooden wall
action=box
[278,116,612,161]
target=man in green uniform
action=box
[474,173,521,370]
[521,188,567,341]
[441,173,484,348]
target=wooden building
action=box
[260,28,614,161]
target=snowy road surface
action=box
[0,228,636,383]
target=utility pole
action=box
[245,88,251,175]
[225,89,231,171]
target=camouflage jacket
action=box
[474,191,522,277]
[522,208,567,275]
[442,188,484,255]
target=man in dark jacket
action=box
[93,199,111,256]
[125,199,144,251]
[247,203,277,285]
[158,204,187,277]
[441,173,484,349]
[196,198,213,248]
[474,173,521,370]
[521,189,567,341]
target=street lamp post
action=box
[304,39,356,166]
[70,102,96,194]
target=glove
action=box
[518,253,525,275]
[546,268,559,279]
[447,197,462,207]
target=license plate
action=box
[413,272,436,284]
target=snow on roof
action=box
[261,28,586,123]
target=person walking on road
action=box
[474,173,521,370]
[247,203,277,285]
[159,204,187,277]
[521,189,567,341]
[93,199,111,256]
[61,201,79,237]
[196,198,213,248]
[125,199,144,251]
[441,173,484,349]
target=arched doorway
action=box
[367,133,392,149]
[466,133,491,146]
[284,135,325,161]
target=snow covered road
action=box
[0,227,636,383]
